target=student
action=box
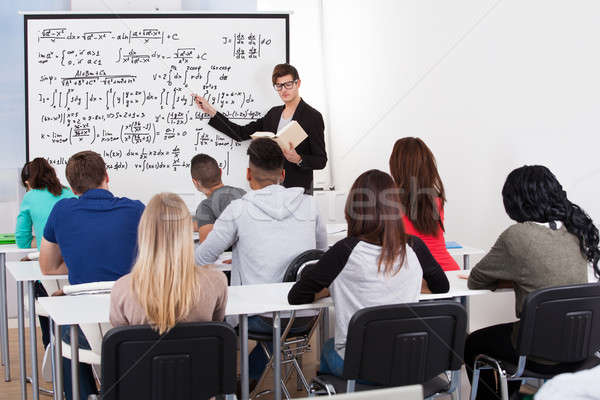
[110,193,227,333]
[15,158,76,347]
[288,169,449,377]
[15,158,76,250]
[39,150,144,400]
[464,165,600,400]
[194,63,327,194]
[190,153,245,242]
[389,137,460,271]
[195,138,327,382]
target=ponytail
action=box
[562,201,600,278]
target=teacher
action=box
[194,63,327,194]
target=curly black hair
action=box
[502,165,600,278]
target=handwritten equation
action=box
[28,19,283,180]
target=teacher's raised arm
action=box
[194,63,327,194]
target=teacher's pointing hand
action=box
[193,94,217,118]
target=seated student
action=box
[288,169,449,377]
[16,157,76,250]
[464,165,600,400]
[195,137,328,382]
[389,137,460,271]
[110,193,227,332]
[39,150,145,400]
[15,158,76,347]
[190,153,246,242]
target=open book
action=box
[250,120,308,150]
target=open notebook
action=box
[250,120,308,150]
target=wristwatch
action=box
[297,158,303,168]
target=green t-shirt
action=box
[15,187,77,250]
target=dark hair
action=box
[21,158,64,196]
[65,151,107,194]
[389,137,446,236]
[190,154,221,188]
[272,63,300,85]
[502,165,600,277]
[247,138,284,172]
[345,170,406,275]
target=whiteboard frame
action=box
[23,12,290,162]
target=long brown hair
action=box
[389,137,446,236]
[21,158,64,196]
[345,170,406,275]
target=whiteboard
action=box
[25,13,289,204]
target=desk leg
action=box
[239,315,249,400]
[54,323,63,400]
[17,282,27,400]
[28,281,40,400]
[49,320,58,400]
[462,255,471,333]
[272,312,281,400]
[70,325,79,400]
[0,252,10,381]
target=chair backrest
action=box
[100,322,237,400]
[282,249,325,282]
[516,283,600,363]
[342,301,467,386]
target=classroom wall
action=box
[262,0,600,328]
[316,0,600,250]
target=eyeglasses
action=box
[273,80,297,91]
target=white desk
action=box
[6,261,68,400]
[39,270,491,400]
[0,245,36,383]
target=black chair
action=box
[312,301,467,399]
[250,249,325,398]
[99,322,237,400]
[470,283,600,400]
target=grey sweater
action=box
[468,222,588,318]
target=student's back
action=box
[110,193,227,331]
[15,158,77,249]
[389,137,460,271]
[45,189,144,284]
[288,170,449,376]
[198,184,327,285]
[194,137,327,286]
[41,151,144,284]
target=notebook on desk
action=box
[445,241,463,249]
[0,234,16,245]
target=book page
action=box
[273,121,308,149]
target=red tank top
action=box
[402,199,460,271]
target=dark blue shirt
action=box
[43,189,145,285]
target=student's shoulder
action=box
[501,222,537,241]
[110,273,133,298]
[198,267,228,289]
[116,196,145,212]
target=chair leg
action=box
[296,355,303,391]
[291,358,310,393]
[470,364,481,400]
[499,371,509,400]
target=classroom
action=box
[1,1,599,400]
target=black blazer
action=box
[208,98,327,193]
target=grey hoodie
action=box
[194,184,328,287]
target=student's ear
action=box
[280,169,285,183]
[246,168,252,182]
[218,168,223,180]
[104,173,110,186]
[191,178,201,191]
